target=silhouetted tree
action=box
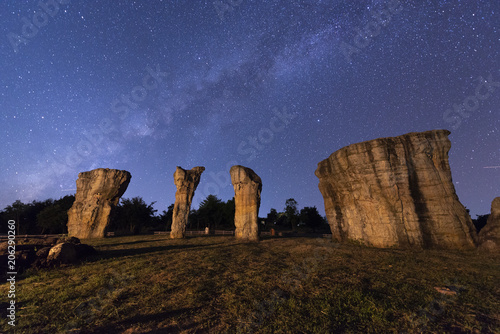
[36,195,75,234]
[299,206,325,232]
[1,199,54,234]
[189,195,235,230]
[221,197,235,229]
[285,198,299,231]
[473,214,490,233]
[197,195,225,230]
[158,204,174,231]
[111,197,157,234]
[267,208,278,225]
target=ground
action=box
[1,235,499,333]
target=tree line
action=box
[0,194,331,235]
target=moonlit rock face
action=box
[230,165,262,242]
[315,129,477,249]
[67,168,131,239]
[478,197,500,251]
[170,166,205,239]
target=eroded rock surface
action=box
[315,130,477,249]
[230,165,262,241]
[171,166,205,238]
[479,197,500,251]
[67,168,131,239]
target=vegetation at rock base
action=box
[1,235,498,333]
[0,196,330,235]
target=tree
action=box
[111,197,157,234]
[37,205,67,234]
[158,204,174,231]
[36,195,75,234]
[197,194,224,230]
[473,214,490,233]
[285,198,299,231]
[2,199,54,234]
[267,208,278,225]
[299,206,325,232]
[188,195,236,230]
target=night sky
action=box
[1,0,498,218]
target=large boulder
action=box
[67,168,131,239]
[47,243,77,264]
[315,129,477,249]
[478,197,500,251]
[171,166,205,239]
[230,165,262,241]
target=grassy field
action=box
[1,234,499,333]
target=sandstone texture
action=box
[315,130,477,249]
[67,168,131,239]
[478,197,500,251]
[171,166,205,238]
[230,165,262,241]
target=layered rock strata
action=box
[230,165,262,241]
[67,168,131,239]
[315,130,477,249]
[170,166,205,238]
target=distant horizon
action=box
[2,131,495,219]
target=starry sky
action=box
[0,0,498,218]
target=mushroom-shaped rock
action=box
[67,168,131,239]
[315,130,477,249]
[171,166,205,239]
[479,197,500,251]
[230,165,262,241]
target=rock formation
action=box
[170,166,205,238]
[67,168,131,239]
[315,129,477,249]
[0,237,96,277]
[478,197,500,251]
[47,243,77,264]
[230,165,262,241]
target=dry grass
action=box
[1,235,499,333]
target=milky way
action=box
[1,0,499,217]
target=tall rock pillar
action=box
[230,165,262,241]
[67,168,131,239]
[170,166,205,239]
